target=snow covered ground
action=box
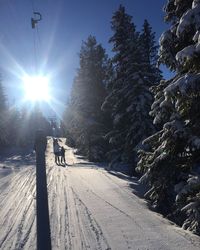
[0,138,200,250]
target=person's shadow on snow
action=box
[56,162,68,167]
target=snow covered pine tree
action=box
[63,36,109,161]
[139,19,162,89]
[137,0,200,235]
[102,5,159,173]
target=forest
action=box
[1,1,200,236]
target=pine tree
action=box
[63,36,109,161]
[140,19,162,84]
[102,5,138,166]
[0,81,6,113]
[17,104,51,146]
[124,20,162,165]
[102,6,157,172]
[137,0,200,235]
[0,80,8,147]
[7,107,21,146]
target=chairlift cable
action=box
[36,24,42,54]
[30,0,35,12]
[33,24,38,74]
[30,0,42,74]
[30,0,37,73]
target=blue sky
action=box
[0,0,172,117]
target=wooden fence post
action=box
[35,130,52,250]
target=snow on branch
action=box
[189,136,200,149]
[164,73,200,96]
[181,201,198,212]
[176,2,200,37]
[176,45,197,65]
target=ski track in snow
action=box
[0,137,199,250]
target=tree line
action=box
[63,5,161,168]
[0,83,53,149]
[63,2,200,235]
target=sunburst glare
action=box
[23,75,51,102]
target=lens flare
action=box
[23,75,51,101]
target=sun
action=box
[23,75,51,101]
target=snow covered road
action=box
[0,138,200,250]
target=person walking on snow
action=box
[60,146,66,164]
[53,138,60,165]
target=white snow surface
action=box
[0,137,200,250]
